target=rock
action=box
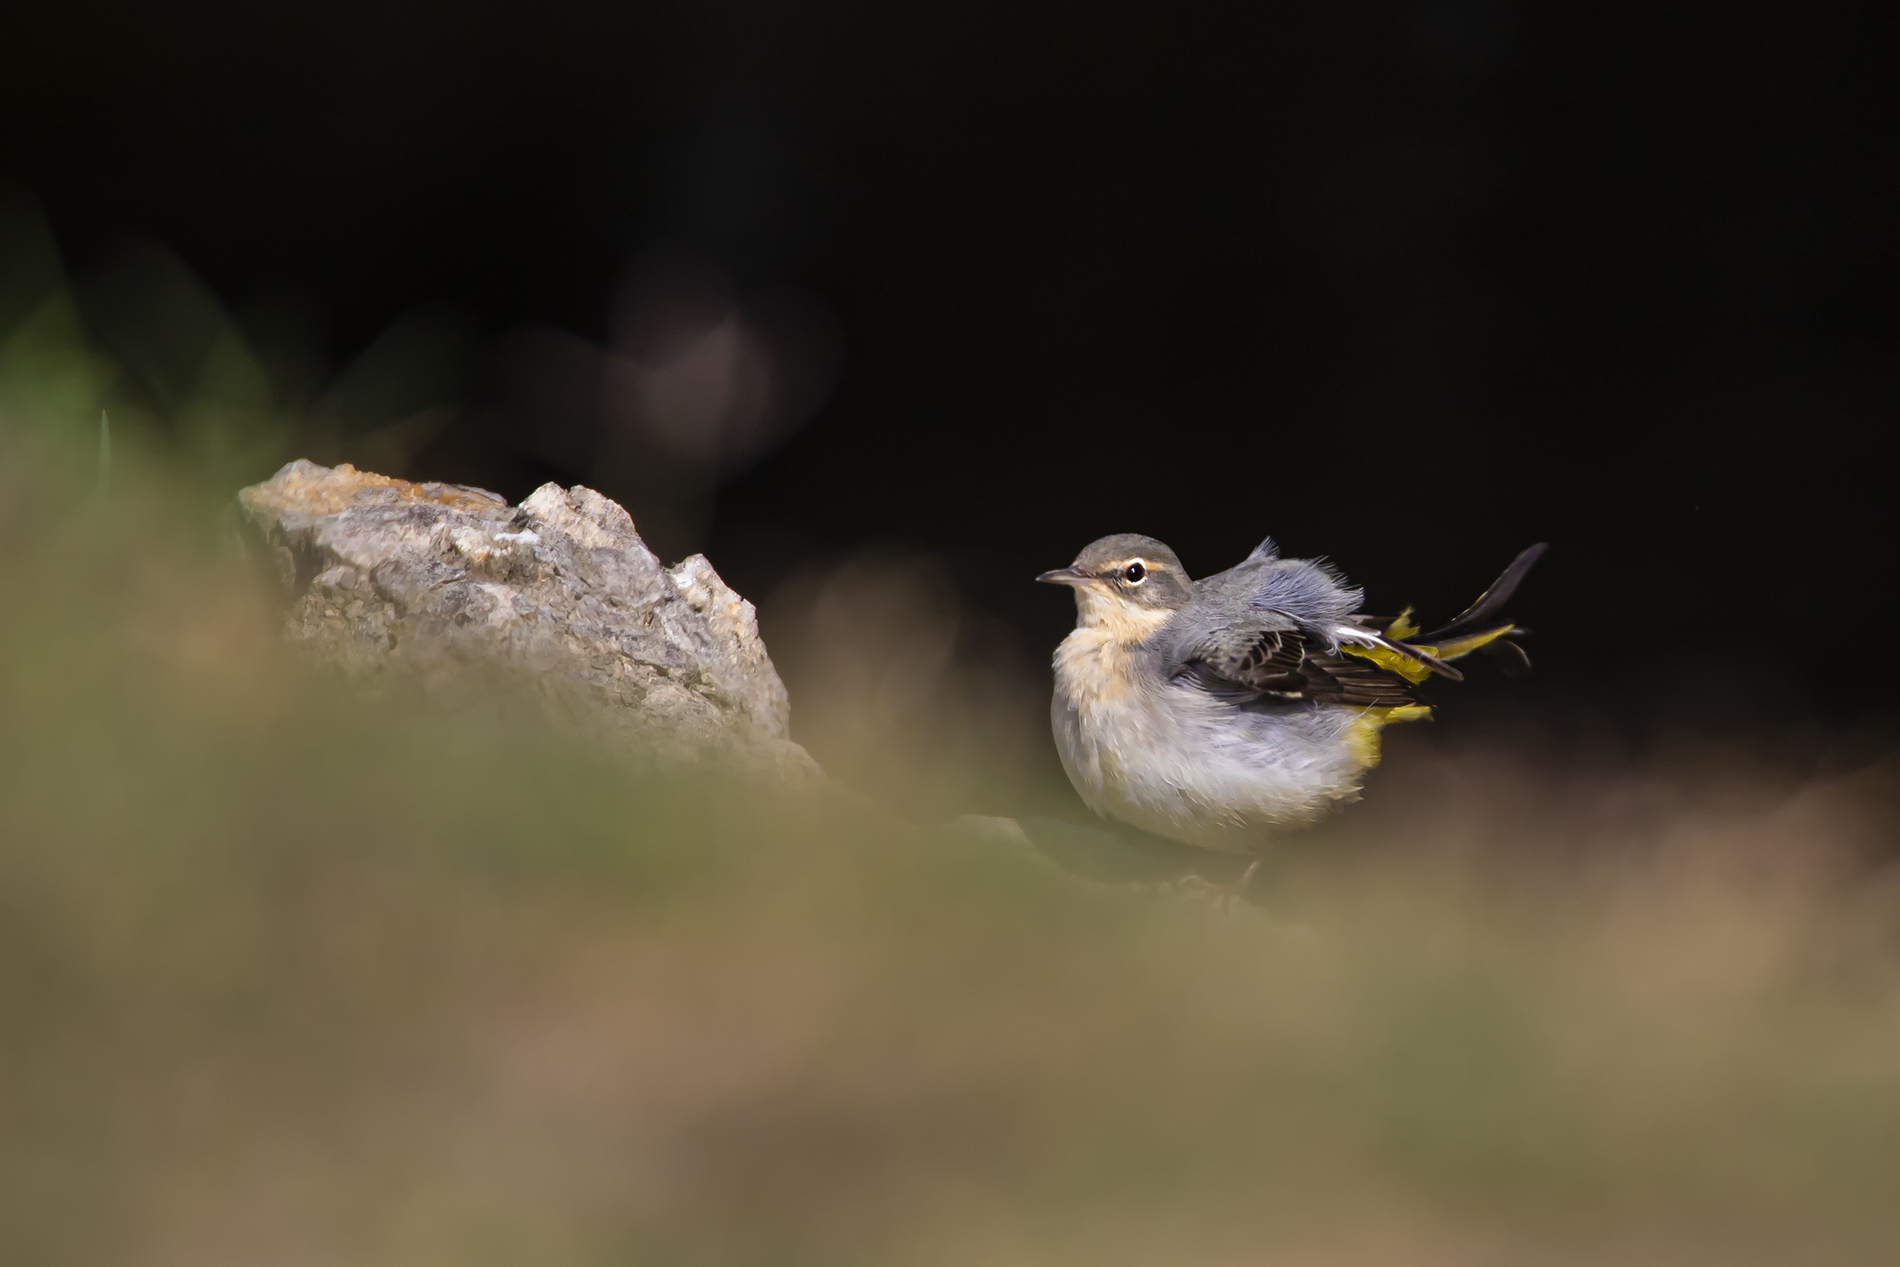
[237,459,818,776]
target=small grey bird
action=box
[1039,534,1545,853]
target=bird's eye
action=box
[1122,561,1147,585]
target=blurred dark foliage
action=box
[4,0,1897,733]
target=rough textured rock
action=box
[238,460,817,775]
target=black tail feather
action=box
[1479,637,1533,677]
[1415,543,1548,643]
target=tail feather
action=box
[1415,543,1547,644]
[1336,626,1464,683]
[1480,636,1533,677]
[1423,622,1521,662]
[1355,544,1546,685]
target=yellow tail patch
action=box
[1344,704,1434,768]
[1426,625,1519,661]
[1341,643,1436,683]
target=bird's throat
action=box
[1053,611,1166,708]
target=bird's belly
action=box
[1054,685,1371,852]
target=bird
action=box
[1038,534,1546,853]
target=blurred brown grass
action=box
[5,251,1900,1266]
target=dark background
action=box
[5,0,1896,727]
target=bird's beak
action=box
[1036,567,1089,586]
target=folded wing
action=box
[1180,621,1422,709]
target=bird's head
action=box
[1037,533,1194,628]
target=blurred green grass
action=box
[5,211,1900,1266]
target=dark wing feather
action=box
[1182,624,1420,708]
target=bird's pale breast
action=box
[1051,621,1374,852]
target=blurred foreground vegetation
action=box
[5,208,1900,1265]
